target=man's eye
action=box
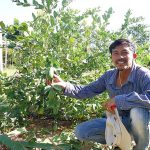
[113,52,118,55]
[122,52,128,55]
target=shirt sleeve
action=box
[64,73,107,99]
[115,72,150,110]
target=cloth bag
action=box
[105,108,132,150]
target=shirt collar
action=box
[108,63,138,85]
[127,63,139,83]
[108,68,118,85]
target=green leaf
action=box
[58,143,73,149]
[46,0,52,6]
[19,22,28,31]
[20,141,53,149]
[0,21,5,29]
[53,11,58,18]
[37,107,44,115]
[32,0,39,5]
[52,85,63,92]
[38,4,44,9]
[46,0,52,11]
[69,37,75,43]
[50,15,55,26]
[47,89,56,101]
[14,18,19,25]
[16,1,24,6]
[23,0,28,3]
[32,13,36,20]
[44,85,51,94]
[0,102,9,113]
[62,0,68,7]
[7,42,16,49]
[0,135,26,150]
[32,0,44,9]
[23,3,30,7]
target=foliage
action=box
[1,0,114,127]
[1,18,29,67]
[0,135,26,150]
[0,132,81,150]
[0,0,149,127]
[0,0,150,149]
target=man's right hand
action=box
[46,74,67,89]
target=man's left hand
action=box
[102,99,116,114]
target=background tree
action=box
[0,0,149,149]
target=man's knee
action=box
[130,108,149,148]
[74,118,106,143]
[130,107,149,132]
[74,123,88,141]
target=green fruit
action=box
[49,67,55,78]
[46,67,55,80]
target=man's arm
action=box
[115,72,150,110]
[64,74,106,99]
[47,73,107,99]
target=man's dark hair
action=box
[109,39,136,54]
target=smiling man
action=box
[48,39,150,150]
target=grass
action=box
[3,65,17,76]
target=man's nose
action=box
[118,54,124,59]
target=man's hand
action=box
[102,99,116,114]
[46,74,67,89]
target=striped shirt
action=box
[64,63,150,111]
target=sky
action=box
[0,0,150,30]
[0,0,35,24]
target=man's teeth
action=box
[118,61,124,64]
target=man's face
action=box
[111,44,136,71]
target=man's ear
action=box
[133,53,137,59]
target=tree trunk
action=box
[0,30,3,72]
[4,38,8,68]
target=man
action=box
[49,39,150,150]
